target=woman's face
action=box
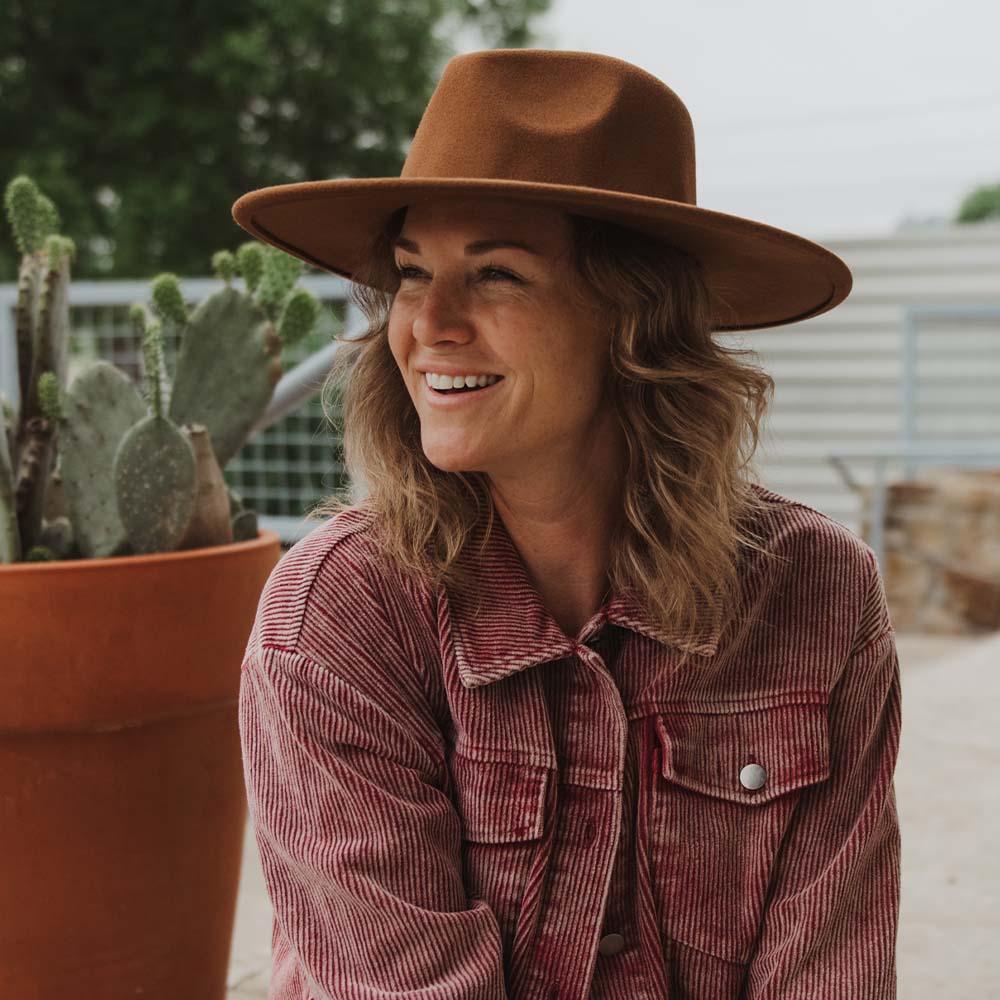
[387,197,614,485]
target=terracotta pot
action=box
[0,529,282,999]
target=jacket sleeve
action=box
[238,642,509,1000]
[742,563,903,999]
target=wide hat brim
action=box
[231,176,852,333]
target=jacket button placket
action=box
[530,643,627,999]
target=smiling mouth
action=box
[428,376,505,395]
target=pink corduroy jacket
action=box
[237,482,902,1000]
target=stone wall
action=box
[858,468,1000,634]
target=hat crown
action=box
[402,49,697,206]
[232,48,853,333]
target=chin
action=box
[421,423,500,471]
[427,455,485,474]
[422,445,486,474]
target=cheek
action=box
[386,320,411,375]
[514,373,601,440]
[545,355,605,410]
[386,315,402,355]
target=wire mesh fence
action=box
[1,276,355,547]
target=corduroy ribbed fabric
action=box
[238,482,902,999]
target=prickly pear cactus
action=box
[167,244,320,470]
[111,304,197,554]
[2,172,317,562]
[113,414,197,554]
[59,361,148,558]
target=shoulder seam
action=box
[851,624,896,662]
[263,509,378,657]
[303,513,378,654]
[309,507,375,575]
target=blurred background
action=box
[1,1,997,996]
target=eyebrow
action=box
[391,236,542,256]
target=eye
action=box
[393,264,425,281]
[478,265,522,283]
[393,262,522,284]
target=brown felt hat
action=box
[231,48,852,332]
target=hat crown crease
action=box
[401,50,697,205]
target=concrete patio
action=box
[225,630,1000,999]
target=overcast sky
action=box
[456,0,1000,243]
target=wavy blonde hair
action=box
[307,204,789,662]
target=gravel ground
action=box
[225,630,1000,999]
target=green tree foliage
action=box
[956,181,1000,223]
[0,0,552,280]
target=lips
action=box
[422,373,505,408]
[421,371,502,387]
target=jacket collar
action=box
[440,507,722,689]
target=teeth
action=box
[424,372,501,390]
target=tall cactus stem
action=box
[3,175,58,254]
[37,372,64,424]
[141,321,167,419]
[150,273,188,326]
[13,252,41,425]
[25,236,74,423]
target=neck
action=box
[486,418,627,641]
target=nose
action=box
[409,281,475,348]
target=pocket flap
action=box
[450,753,552,842]
[654,700,830,805]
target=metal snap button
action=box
[739,762,767,790]
[598,932,625,956]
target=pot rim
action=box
[0,527,283,575]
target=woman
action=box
[234,49,901,1000]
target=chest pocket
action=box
[448,750,555,957]
[450,753,552,842]
[647,699,830,965]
